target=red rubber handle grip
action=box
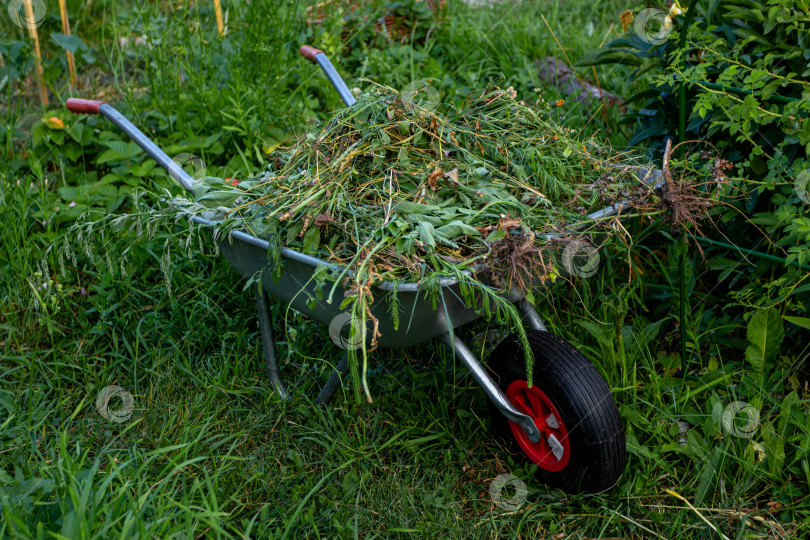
[299,45,324,62]
[66,98,105,114]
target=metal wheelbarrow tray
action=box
[66,45,662,494]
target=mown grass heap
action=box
[180,84,662,400]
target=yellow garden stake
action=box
[213,0,225,37]
[23,0,49,106]
[58,0,77,86]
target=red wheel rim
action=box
[505,380,570,472]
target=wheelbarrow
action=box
[66,45,662,494]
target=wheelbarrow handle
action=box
[299,45,324,62]
[298,45,357,107]
[66,98,106,114]
[65,98,195,193]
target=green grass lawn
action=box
[2,0,808,537]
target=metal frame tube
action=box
[316,354,349,404]
[439,333,541,443]
[518,299,546,332]
[98,104,196,192]
[255,285,288,399]
[313,54,356,107]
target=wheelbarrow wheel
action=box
[487,330,625,494]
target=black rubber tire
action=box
[487,330,626,494]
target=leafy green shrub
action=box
[578,0,810,362]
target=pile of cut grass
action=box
[179,83,663,400]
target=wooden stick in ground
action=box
[58,0,77,86]
[213,0,225,37]
[23,0,48,107]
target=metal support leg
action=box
[255,285,288,399]
[316,354,349,404]
[518,298,547,332]
[439,333,541,443]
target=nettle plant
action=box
[580,1,810,327]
